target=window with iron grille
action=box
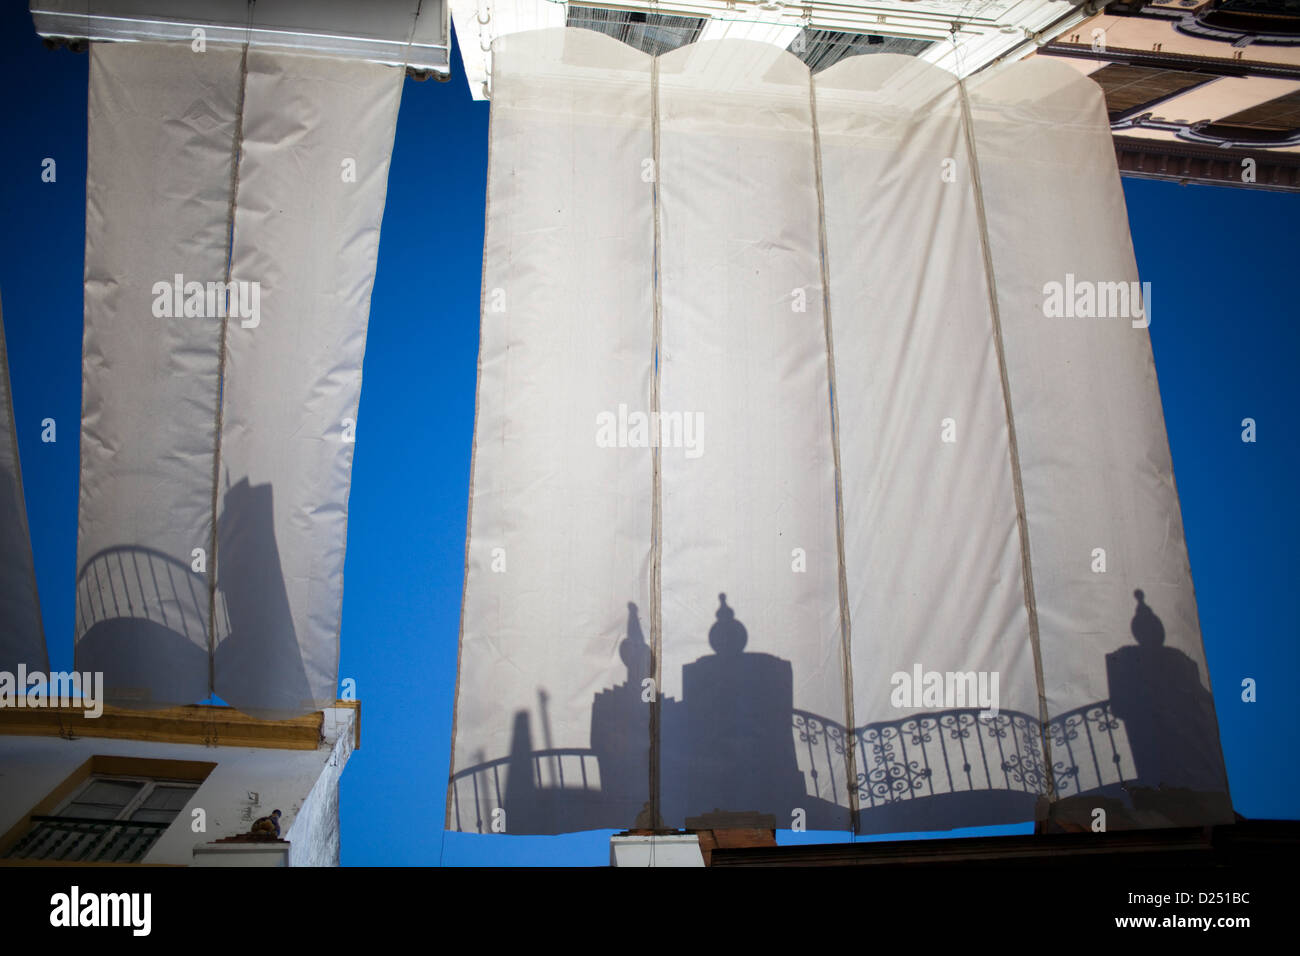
[565,6,706,56]
[788,29,934,73]
[4,775,199,863]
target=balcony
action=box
[4,815,170,863]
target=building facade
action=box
[1037,0,1300,190]
[0,702,358,866]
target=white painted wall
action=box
[610,834,704,867]
[283,706,355,866]
[192,842,290,866]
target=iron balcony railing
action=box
[4,815,171,863]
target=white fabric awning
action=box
[76,40,402,716]
[447,28,1233,836]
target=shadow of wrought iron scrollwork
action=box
[1049,702,1128,797]
[448,698,1142,835]
[858,723,933,805]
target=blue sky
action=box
[1,8,1295,866]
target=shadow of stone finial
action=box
[620,601,652,680]
[1131,588,1165,648]
[708,592,747,656]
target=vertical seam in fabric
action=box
[72,39,97,694]
[957,77,1056,807]
[207,43,249,700]
[808,76,860,834]
[445,56,497,832]
[648,53,664,831]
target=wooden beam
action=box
[0,704,324,751]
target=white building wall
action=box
[0,705,355,866]
[284,707,355,866]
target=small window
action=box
[4,774,199,863]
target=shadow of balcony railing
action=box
[76,545,218,643]
[73,544,230,707]
[798,702,1129,812]
[448,701,1131,834]
[449,748,605,834]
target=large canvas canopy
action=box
[447,28,1233,836]
[76,40,403,716]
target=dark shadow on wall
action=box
[1094,588,1232,827]
[659,593,810,829]
[489,593,840,834]
[75,544,211,710]
[212,477,317,719]
[74,479,323,718]
[1108,589,1227,793]
[589,602,654,827]
[1047,588,1235,830]
[464,586,1234,836]
[498,602,658,835]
